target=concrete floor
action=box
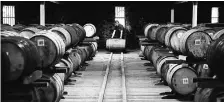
[60,50,193,102]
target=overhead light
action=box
[49,1,60,4]
[175,1,188,4]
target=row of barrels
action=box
[1,23,97,38]
[3,40,98,102]
[1,22,97,82]
[141,24,224,101]
[141,43,224,101]
[1,23,96,69]
[144,23,224,59]
[193,36,224,101]
[142,45,198,95]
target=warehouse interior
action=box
[2,1,224,102]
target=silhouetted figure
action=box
[111,20,124,38]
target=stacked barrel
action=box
[140,23,224,97]
[1,23,98,102]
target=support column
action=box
[192,1,198,27]
[171,8,174,23]
[40,1,45,26]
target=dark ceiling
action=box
[1,1,224,26]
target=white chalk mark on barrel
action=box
[182,78,189,84]
[37,39,45,46]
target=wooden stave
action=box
[212,29,224,40]
[1,30,21,37]
[76,48,87,64]
[90,42,97,57]
[180,29,212,59]
[79,42,95,58]
[169,28,188,53]
[149,25,159,40]
[36,73,64,102]
[143,45,159,61]
[78,46,90,61]
[166,64,197,95]
[70,23,86,42]
[1,36,41,82]
[155,25,169,44]
[58,58,73,81]
[165,26,187,47]
[144,23,152,37]
[156,56,177,76]
[62,25,80,47]
[20,27,42,39]
[68,51,81,71]
[150,47,163,69]
[196,27,216,39]
[148,25,159,40]
[50,27,72,47]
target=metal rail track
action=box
[98,52,127,102]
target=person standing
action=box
[111,20,124,39]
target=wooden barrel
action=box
[156,56,177,76]
[90,42,98,57]
[69,23,86,42]
[212,29,224,40]
[169,27,188,53]
[30,31,66,69]
[79,42,96,58]
[144,24,159,40]
[139,44,145,57]
[1,36,41,83]
[55,58,73,81]
[106,38,126,50]
[194,88,224,102]
[12,24,26,31]
[1,24,16,31]
[83,23,96,37]
[150,47,165,68]
[165,26,187,47]
[166,63,197,95]
[20,27,42,39]
[196,64,212,78]
[143,45,158,61]
[66,48,82,67]
[79,46,92,60]
[155,25,169,43]
[195,27,216,39]
[36,73,64,102]
[206,37,224,82]
[160,57,179,83]
[68,51,81,71]
[75,48,88,64]
[81,42,98,57]
[50,26,72,47]
[179,29,212,59]
[1,30,21,37]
